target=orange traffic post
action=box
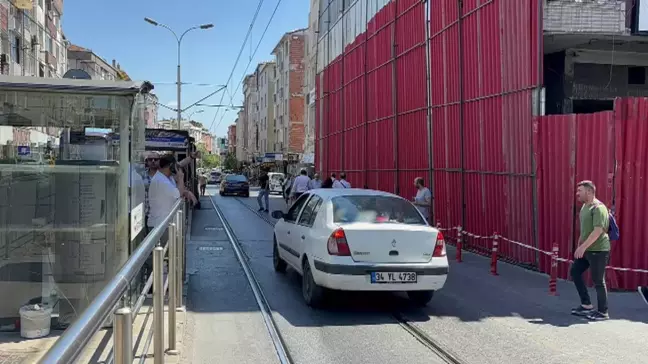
[456,226,463,263]
[549,243,559,296]
[490,233,499,276]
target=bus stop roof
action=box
[0,76,154,95]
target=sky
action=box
[63,0,310,137]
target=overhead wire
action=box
[209,0,284,133]
[194,0,264,130]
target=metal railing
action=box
[38,200,187,364]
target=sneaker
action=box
[571,305,594,316]
[258,208,264,212]
[264,209,269,213]
[638,286,648,306]
[587,311,609,321]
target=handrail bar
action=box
[38,199,184,364]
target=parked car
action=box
[268,172,285,194]
[220,174,250,197]
[270,188,448,308]
[209,171,222,184]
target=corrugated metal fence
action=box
[536,98,648,289]
[316,0,648,289]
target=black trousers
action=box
[570,251,610,313]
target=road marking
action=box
[204,226,224,231]
[198,246,223,251]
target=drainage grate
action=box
[198,246,223,251]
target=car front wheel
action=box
[407,290,434,306]
[273,238,287,273]
[302,260,324,308]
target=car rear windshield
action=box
[331,195,426,225]
[226,175,247,182]
[211,171,221,176]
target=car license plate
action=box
[370,272,417,283]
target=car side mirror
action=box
[271,211,284,219]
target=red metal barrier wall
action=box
[316,0,428,196]
[612,98,648,289]
[535,100,648,289]
[535,111,615,282]
[430,0,542,262]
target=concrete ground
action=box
[178,186,648,364]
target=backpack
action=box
[591,203,620,241]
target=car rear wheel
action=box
[273,238,287,273]
[219,191,224,196]
[302,260,324,308]
[243,192,249,197]
[407,290,434,306]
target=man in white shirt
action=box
[333,172,351,188]
[148,154,181,236]
[290,169,311,200]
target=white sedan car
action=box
[271,188,448,307]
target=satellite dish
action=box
[63,69,92,80]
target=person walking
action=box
[283,174,294,205]
[570,180,611,321]
[257,169,270,213]
[309,173,322,189]
[290,169,311,201]
[198,174,207,196]
[333,172,351,188]
[321,173,335,188]
[412,177,432,223]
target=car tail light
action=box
[327,228,351,256]
[433,231,446,257]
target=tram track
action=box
[208,194,294,364]
[230,195,466,364]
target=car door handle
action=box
[301,235,305,240]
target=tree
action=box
[196,144,220,170]
[223,153,238,171]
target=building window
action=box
[12,37,20,64]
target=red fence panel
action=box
[613,98,648,289]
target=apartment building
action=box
[227,124,236,155]
[303,0,319,164]
[235,109,247,162]
[67,44,120,80]
[0,0,67,77]
[255,61,276,156]
[271,29,306,159]
[243,73,259,162]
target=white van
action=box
[268,172,285,194]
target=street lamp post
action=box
[144,18,214,129]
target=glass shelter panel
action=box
[0,88,133,327]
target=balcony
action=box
[544,0,628,34]
[45,50,56,68]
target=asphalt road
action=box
[181,186,648,364]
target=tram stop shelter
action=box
[0,76,154,329]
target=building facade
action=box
[235,110,247,162]
[67,44,118,80]
[243,74,259,163]
[201,132,213,154]
[0,0,67,77]
[256,62,276,156]
[227,124,236,154]
[144,94,158,128]
[272,29,306,159]
[302,0,319,164]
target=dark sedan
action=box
[219,174,250,197]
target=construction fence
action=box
[315,0,647,289]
